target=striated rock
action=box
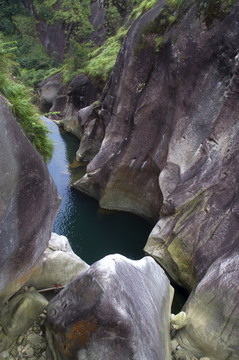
[90,0,106,45]
[26,233,89,290]
[0,287,48,352]
[144,6,239,289]
[74,0,239,224]
[0,96,60,304]
[46,254,173,360]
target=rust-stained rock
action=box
[46,254,173,360]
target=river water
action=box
[43,117,186,311]
[43,117,153,265]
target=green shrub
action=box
[85,26,127,82]
[12,14,36,36]
[0,0,27,34]
[0,40,53,161]
[105,3,122,35]
[129,0,159,20]
[196,0,235,28]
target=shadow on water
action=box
[43,117,153,265]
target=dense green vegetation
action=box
[0,0,180,86]
[0,0,234,160]
[0,0,235,86]
[0,39,53,161]
[195,0,235,28]
[0,0,56,87]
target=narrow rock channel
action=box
[43,116,153,265]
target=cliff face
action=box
[22,0,106,63]
[70,1,239,358]
[74,1,239,222]
[0,96,60,304]
[74,1,168,221]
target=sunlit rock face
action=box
[0,96,60,304]
[26,233,89,290]
[46,254,173,360]
[143,3,239,290]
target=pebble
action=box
[10,348,18,357]
[0,306,199,360]
[0,311,47,360]
[27,334,42,346]
[0,350,9,358]
[26,346,34,356]
[17,335,24,345]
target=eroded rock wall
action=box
[74,0,169,221]
[69,1,239,358]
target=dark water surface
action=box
[43,117,153,265]
[43,117,187,312]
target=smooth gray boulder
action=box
[26,233,89,290]
[176,252,239,360]
[46,254,173,360]
[0,95,60,304]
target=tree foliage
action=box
[0,39,53,162]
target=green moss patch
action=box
[196,0,235,28]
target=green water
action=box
[43,117,187,311]
[44,117,153,265]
